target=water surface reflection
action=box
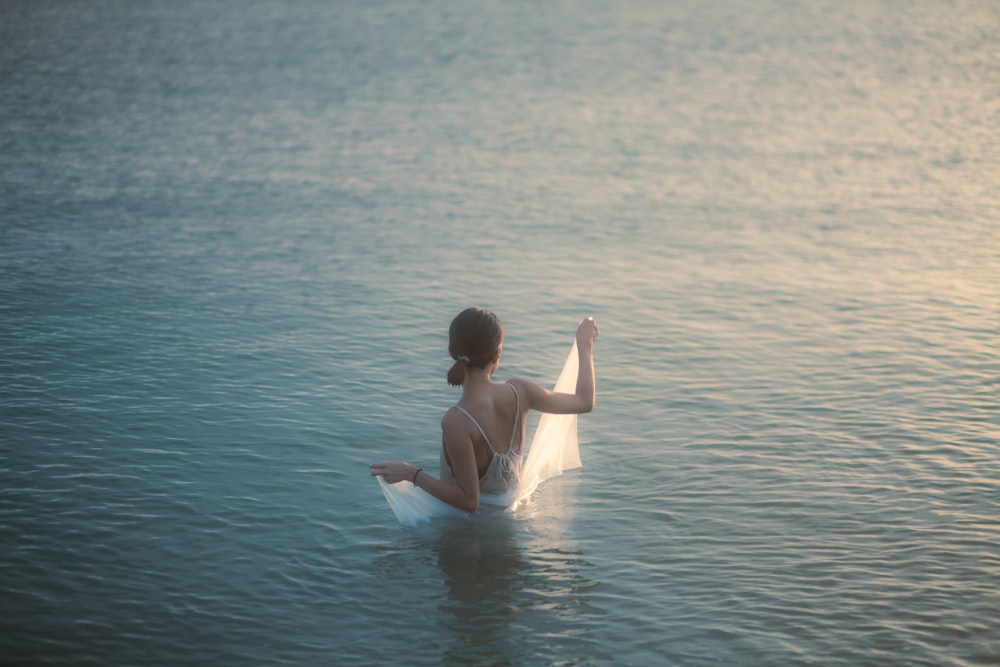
[434,509,605,666]
[373,479,606,665]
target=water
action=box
[2,0,998,664]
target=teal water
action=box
[2,1,998,665]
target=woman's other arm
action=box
[369,412,481,513]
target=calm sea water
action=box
[2,1,998,665]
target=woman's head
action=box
[447,307,504,386]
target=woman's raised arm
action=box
[512,317,599,415]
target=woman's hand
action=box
[370,460,418,484]
[576,317,599,346]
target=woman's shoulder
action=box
[505,377,543,394]
[440,405,466,429]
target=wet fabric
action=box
[376,340,582,526]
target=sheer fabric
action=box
[376,340,582,526]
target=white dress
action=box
[439,383,523,498]
[376,340,583,526]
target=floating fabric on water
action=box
[377,340,582,526]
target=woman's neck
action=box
[461,367,495,395]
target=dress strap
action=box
[507,383,521,451]
[452,405,496,453]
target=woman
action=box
[370,308,599,513]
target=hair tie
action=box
[455,355,470,364]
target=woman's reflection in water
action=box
[432,482,603,665]
[434,511,526,663]
[370,478,603,665]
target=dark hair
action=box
[446,307,504,386]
